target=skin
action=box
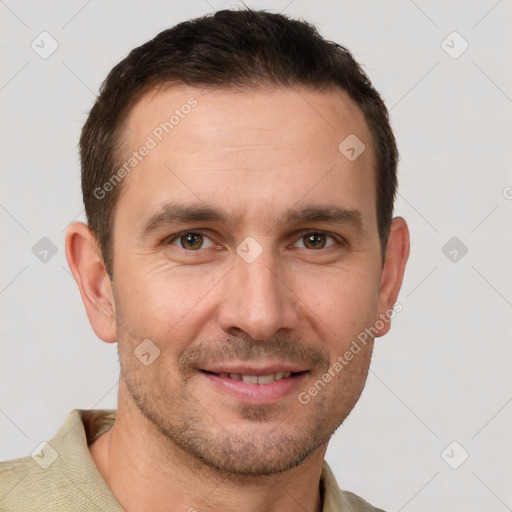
[66,85,409,512]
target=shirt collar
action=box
[58,409,361,512]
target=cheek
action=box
[114,264,222,349]
[292,266,380,336]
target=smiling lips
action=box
[207,371,296,384]
[200,365,309,405]
[200,363,309,403]
[201,363,307,383]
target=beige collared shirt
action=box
[1,410,385,511]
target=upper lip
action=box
[201,362,308,376]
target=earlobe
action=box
[65,222,117,343]
[375,217,410,337]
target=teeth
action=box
[218,372,294,384]
[242,375,259,384]
[257,374,275,384]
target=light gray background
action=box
[1,1,511,511]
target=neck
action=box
[89,383,326,512]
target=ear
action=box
[374,217,410,337]
[65,222,117,343]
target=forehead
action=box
[115,84,376,231]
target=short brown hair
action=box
[80,8,398,277]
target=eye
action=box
[294,232,338,250]
[169,232,216,251]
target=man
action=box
[1,8,409,512]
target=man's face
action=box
[111,85,386,475]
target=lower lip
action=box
[201,371,309,404]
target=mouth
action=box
[199,365,309,404]
[200,370,305,384]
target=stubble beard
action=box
[120,351,369,478]
[114,296,373,478]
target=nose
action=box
[217,249,299,341]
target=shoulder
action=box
[322,461,387,512]
[1,450,78,510]
[1,409,122,511]
[339,489,387,512]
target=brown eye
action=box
[295,232,338,250]
[170,232,215,250]
[302,233,327,249]
[181,233,203,250]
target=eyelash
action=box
[165,230,346,251]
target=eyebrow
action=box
[138,201,365,238]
